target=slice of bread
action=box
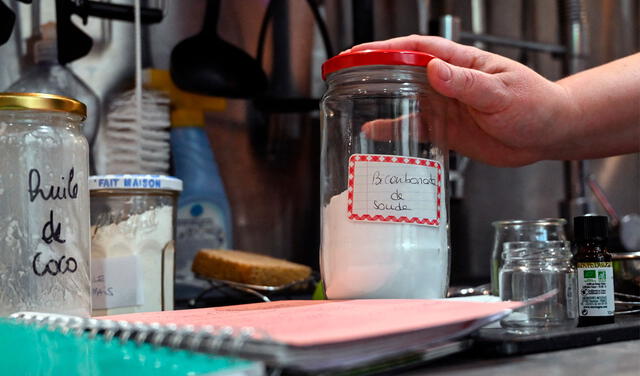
[192,249,312,286]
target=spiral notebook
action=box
[0,316,264,376]
[12,299,523,374]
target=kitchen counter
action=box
[404,339,640,375]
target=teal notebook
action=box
[0,318,264,376]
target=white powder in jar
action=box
[321,190,449,299]
[91,205,174,315]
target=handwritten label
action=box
[28,168,79,202]
[347,154,441,226]
[32,252,77,276]
[91,256,144,310]
[28,167,79,276]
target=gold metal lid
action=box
[0,92,86,119]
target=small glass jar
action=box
[0,92,91,317]
[89,175,182,316]
[490,219,567,296]
[500,240,577,329]
[320,50,450,299]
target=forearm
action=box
[552,53,640,160]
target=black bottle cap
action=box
[574,215,608,242]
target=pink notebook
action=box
[102,299,521,346]
[95,299,522,372]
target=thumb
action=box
[427,59,511,113]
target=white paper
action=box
[348,154,441,226]
[91,256,143,310]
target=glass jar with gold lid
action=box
[0,92,91,317]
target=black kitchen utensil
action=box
[170,0,268,98]
[54,0,163,64]
[0,0,16,46]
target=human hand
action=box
[348,35,577,167]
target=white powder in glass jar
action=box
[321,190,449,299]
[91,205,174,315]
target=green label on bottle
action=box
[577,264,614,317]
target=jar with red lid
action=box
[320,49,450,299]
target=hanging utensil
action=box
[0,0,16,46]
[170,0,268,98]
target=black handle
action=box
[352,0,374,45]
[256,0,334,65]
[270,0,292,95]
[200,0,221,38]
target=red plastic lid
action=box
[322,49,436,80]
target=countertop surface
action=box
[403,339,640,375]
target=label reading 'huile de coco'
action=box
[28,167,80,276]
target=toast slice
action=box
[192,249,312,286]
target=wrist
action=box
[540,81,583,160]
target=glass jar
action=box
[500,240,577,329]
[0,92,90,317]
[89,175,182,316]
[319,50,450,299]
[490,218,567,296]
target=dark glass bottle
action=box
[573,216,615,326]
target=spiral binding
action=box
[10,311,277,357]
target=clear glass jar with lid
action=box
[89,175,182,316]
[500,240,577,329]
[320,50,450,299]
[0,92,91,317]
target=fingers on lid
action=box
[350,35,490,69]
[428,60,511,114]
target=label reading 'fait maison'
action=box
[347,154,442,227]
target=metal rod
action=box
[459,31,566,54]
[558,0,593,223]
[440,15,460,41]
[417,0,431,35]
[559,0,590,73]
[470,0,486,49]
[564,160,587,199]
